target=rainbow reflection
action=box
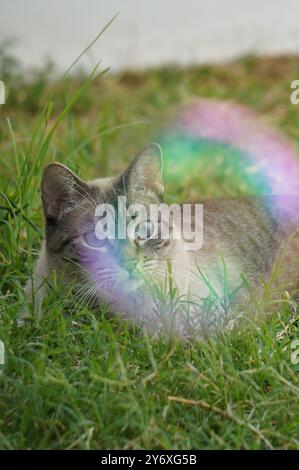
[161,99,299,198]
[79,99,299,334]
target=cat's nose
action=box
[123,259,138,274]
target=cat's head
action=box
[41,144,175,300]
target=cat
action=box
[20,143,299,336]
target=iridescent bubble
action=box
[79,99,299,333]
[161,99,299,198]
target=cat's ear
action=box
[41,163,90,222]
[123,143,164,197]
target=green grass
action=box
[1,49,299,449]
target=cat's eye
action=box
[135,220,156,242]
[83,231,108,250]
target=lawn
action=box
[0,45,299,449]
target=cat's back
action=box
[194,195,299,281]
[201,195,299,239]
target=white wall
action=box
[1,0,299,72]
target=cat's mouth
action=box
[120,277,144,293]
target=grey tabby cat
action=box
[21,143,299,336]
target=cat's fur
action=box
[20,143,299,336]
